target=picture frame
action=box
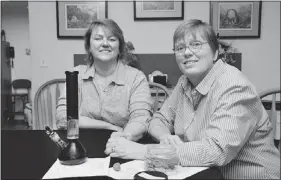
[56,1,108,39]
[210,1,262,38]
[134,1,184,21]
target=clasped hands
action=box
[104,132,183,160]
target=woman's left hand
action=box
[104,137,147,160]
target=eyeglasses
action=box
[173,41,208,54]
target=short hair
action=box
[84,19,126,65]
[173,19,219,55]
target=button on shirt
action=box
[148,60,280,179]
[56,61,153,130]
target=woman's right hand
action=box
[160,135,183,147]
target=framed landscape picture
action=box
[56,1,108,38]
[210,1,262,38]
[134,1,184,21]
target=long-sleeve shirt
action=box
[56,61,153,130]
[148,60,280,179]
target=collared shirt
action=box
[148,60,280,179]
[56,61,153,130]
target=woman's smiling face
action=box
[90,26,120,63]
[174,32,217,83]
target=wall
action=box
[1,1,32,83]
[29,1,84,102]
[28,1,280,104]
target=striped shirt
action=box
[56,61,153,130]
[148,60,280,179]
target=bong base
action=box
[59,157,87,165]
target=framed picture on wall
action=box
[56,1,108,39]
[210,1,262,38]
[134,1,184,21]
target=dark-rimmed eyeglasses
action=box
[173,41,208,54]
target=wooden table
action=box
[1,129,223,179]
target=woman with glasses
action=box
[105,19,280,179]
[56,19,152,142]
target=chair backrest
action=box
[259,87,281,150]
[149,82,171,112]
[33,79,66,130]
[12,79,32,102]
[12,79,31,89]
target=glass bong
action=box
[46,71,87,165]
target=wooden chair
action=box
[149,82,171,112]
[33,79,66,130]
[259,87,280,151]
[8,79,31,125]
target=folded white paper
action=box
[43,156,111,179]
[43,157,208,179]
[108,160,208,179]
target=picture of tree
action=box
[57,1,107,38]
[66,4,99,29]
